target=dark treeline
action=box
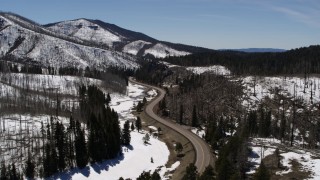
[135,60,172,85]
[79,85,122,162]
[162,45,320,75]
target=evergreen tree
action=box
[192,105,198,127]
[136,116,142,132]
[106,93,111,105]
[43,144,51,178]
[199,165,215,180]
[265,111,272,137]
[75,122,88,169]
[1,161,8,180]
[25,154,35,179]
[254,162,270,180]
[217,156,233,180]
[122,120,131,145]
[55,122,66,171]
[248,111,258,136]
[151,171,161,180]
[182,163,198,180]
[137,101,143,112]
[175,142,183,156]
[50,147,58,176]
[137,171,151,180]
[143,97,147,105]
[9,163,18,180]
[131,122,135,131]
[179,104,184,124]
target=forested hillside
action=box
[162,45,320,75]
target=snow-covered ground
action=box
[276,151,320,179]
[0,15,138,70]
[241,76,320,109]
[48,19,121,47]
[0,114,69,169]
[144,43,190,58]
[123,40,151,55]
[247,146,276,174]
[191,127,206,139]
[186,65,231,76]
[248,138,320,179]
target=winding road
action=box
[129,77,213,174]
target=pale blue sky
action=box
[1,0,320,49]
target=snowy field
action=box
[186,65,231,76]
[0,115,69,163]
[241,76,320,109]
[247,138,320,179]
[123,40,152,56]
[144,43,190,58]
[48,19,121,47]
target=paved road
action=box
[129,77,213,173]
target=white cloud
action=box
[272,6,320,28]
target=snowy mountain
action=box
[45,18,211,58]
[0,12,138,70]
[46,19,122,47]
[0,12,212,70]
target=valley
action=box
[0,9,320,180]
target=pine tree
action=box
[106,93,111,105]
[151,171,161,180]
[137,171,151,180]
[199,165,215,180]
[75,122,88,169]
[217,156,233,180]
[131,122,135,131]
[179,104,184,124]
[9,163,18,180]
[55,122,66,171]
[254,162,270,180]
[143,97,147,105]
[25,154,35,179]
[43,144,51,178]
[182,163,198,180]
[122,120,131,145]
[175,142,183,156]
[136,116,142,132]
[1,161,8,180]
[137,101,143,112]
[248,111,258,136]
[50,147,58,176]
[192,105,198,127]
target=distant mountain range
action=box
[220,48,287,53]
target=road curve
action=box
[129,77,213,174]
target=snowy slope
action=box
[0,14,138,70]
[123,40,151,55]
[186,65,231,76]
[47,19,121,47]
[144,43,190,58]
[241,76,320,109]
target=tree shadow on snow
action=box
[49,166,90,180]
[51,145,134,179]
